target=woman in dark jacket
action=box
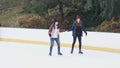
[68,15,87,54]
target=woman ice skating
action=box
[68,15,87,54]
[48,19,66,56]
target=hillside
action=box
[0,0,23,27]
[0,0,120,33]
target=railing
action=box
[0,27,120,53]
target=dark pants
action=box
[71,34,82,53]
[49,38,61,54]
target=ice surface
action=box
[0,41,120,68]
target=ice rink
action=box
[0,27,120,68]
[0,41,120,68]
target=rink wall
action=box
[0,27,120,53]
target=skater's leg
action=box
[55,38,62,55]
[78,35,83,54]
[49,38,54,56]
[71,36,77,54]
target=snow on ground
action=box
[0,41,120,68]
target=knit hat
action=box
[76,15,81,20]
[54,18,58,23]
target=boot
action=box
[71,46,74,54]
[49,53,52,56]
[79,51,83,54]
[71,50,73,54]
[58,52,62,55]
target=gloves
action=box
[49,34,51,37]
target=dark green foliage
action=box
[0,0,21,9]
[23,0,58,16]
[1,0,120,32]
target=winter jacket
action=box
[68,21,87,37]
[48,23,66,38]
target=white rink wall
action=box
[0,27,120,49]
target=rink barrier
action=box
[0,37,120,54]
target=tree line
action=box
[23,0,120,28]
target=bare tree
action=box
[57,0,64,22]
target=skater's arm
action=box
[68,22,75,31]
[59,29,66,32]
[81,24,87,36]
[48,24,54,36]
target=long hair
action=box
[53,23,60,29]
[53,18,60,29]
[75,15,82,26]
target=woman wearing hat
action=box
[48,19,66,56]
[68,15,87,54]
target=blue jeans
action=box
[49,38,61,54]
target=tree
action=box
[57,0,64,22]
[99,0,114,20]
[23,0,120,28]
